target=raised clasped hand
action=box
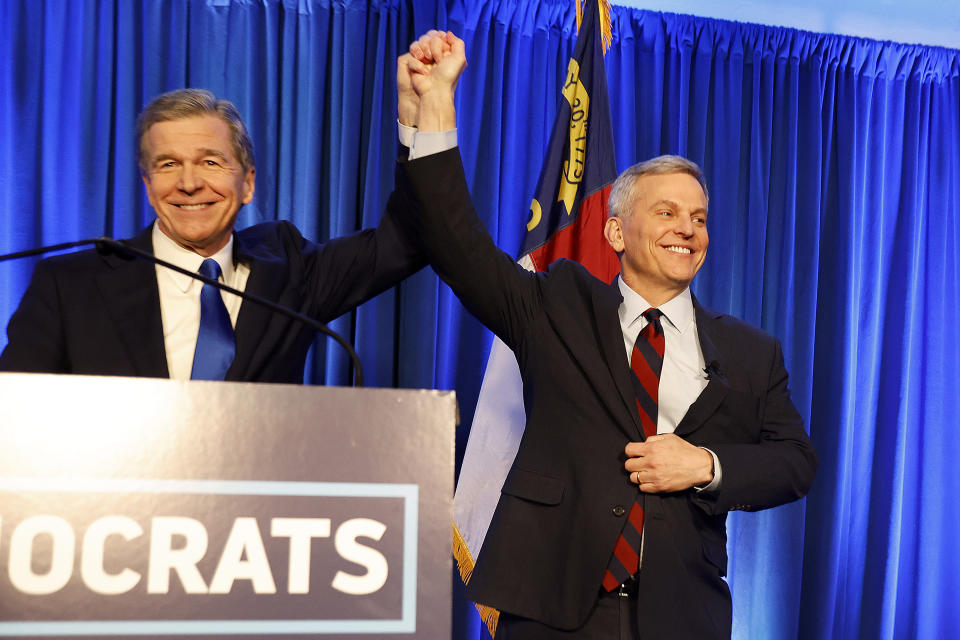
[395,30,466,133]
[406,29,467,97]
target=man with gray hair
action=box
[0,80,433,382]
[400,31,816,638]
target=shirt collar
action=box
[617,276,695,335]
[151,223,236,293]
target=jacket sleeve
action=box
[692,338,818,514]
[0,259,69,373]
[396,147,542,350]
[296,152,429,322]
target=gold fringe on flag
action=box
[575,0,612,53]
[453,521,501,637]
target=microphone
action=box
[0,237,364,387]
[702,361,721,380]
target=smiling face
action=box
[141,115,255,257]
[604,171,709,305]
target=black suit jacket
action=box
[0,174,423,382]
[399,149,817,637]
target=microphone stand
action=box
[0,237,364,387]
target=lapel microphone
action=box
[703,361,722,380]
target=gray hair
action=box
[136,88,255,173]
[608,155,708,219]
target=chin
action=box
[168,221,217,239]
[666,275,696,289]
[165,229,219,252]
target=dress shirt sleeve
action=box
[398,121,416,148]
[694,447,722,492]
[398,121,458,160]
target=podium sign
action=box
[0,373,456,638]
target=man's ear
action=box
[242,167,256,205]
[604,216,625,254]
[141,171,158,209]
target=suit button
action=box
[612,505,626,517]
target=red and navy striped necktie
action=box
[602,308,664,591]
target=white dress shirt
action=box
[617,278,721,491]
[152,225,249,380]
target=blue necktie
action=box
[190,258,235,380]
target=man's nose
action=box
[177,163,202,193]
[675,214,694,237]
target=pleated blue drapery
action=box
[2,1,959,638]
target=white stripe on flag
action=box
[453,254,534,560]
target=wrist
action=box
[698,448,715,485]
[417,92,456,132]
[398,98,419,128]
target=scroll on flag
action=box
[452,1,619,635]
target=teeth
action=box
[177,204,209,211]
[666,246,691,254]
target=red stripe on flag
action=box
[528,185,620,279]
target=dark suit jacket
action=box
[399,149,817,637]
[0,175,423,383]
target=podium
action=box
[0,373,456,638]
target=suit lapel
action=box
[593,278,645,439]
[674,295,729,437]
[95,226,168,377]
[228,229,292,379]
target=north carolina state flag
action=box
[520,0,618,278]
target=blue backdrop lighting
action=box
[1,0,958,637]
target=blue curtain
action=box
[0,0,445,387]
[3,1,959,638]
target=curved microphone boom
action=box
[0,237,364,387]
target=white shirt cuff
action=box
[397,121,457,160]
[694,447,722,493]
[398,121,416,148]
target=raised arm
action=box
[397,32,544,348]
